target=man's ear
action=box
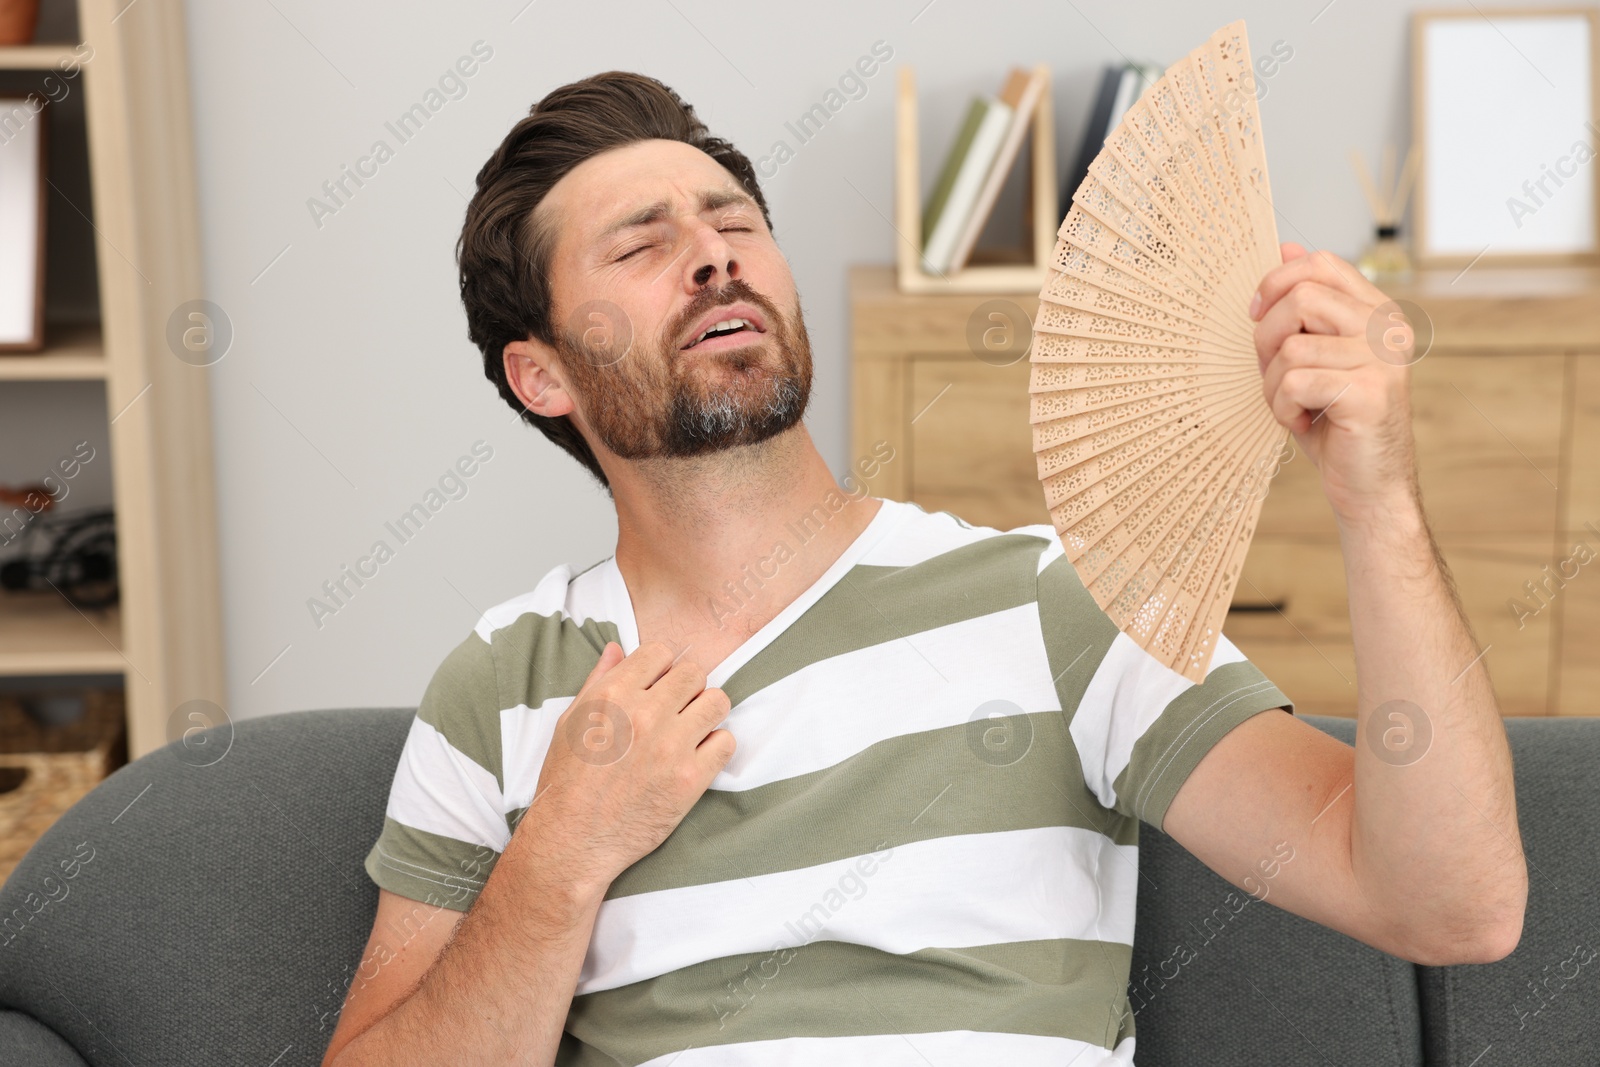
[503,338,573,418]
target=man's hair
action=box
[456,71,774,493]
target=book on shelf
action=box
[945,65,1049,273]
[919,93,1013,275]
[1060,60,1162,212]
[920,97,985,252]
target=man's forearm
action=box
[1338,490,1528,961]
[335,840,604,1067]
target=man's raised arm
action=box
[1161,244,1526,966]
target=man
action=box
[321,71,1526,1066]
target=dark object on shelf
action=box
[0,507,117,609]
[1063,65,1122,211]
[0,482,54,514]
[1060,61,1162,218]
[19,689,86,727]
[0,483,52,550]
[0,481,55,550]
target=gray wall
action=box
[170,0,1556,719]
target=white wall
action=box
[174,0,1537,719]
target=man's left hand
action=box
[1250,242,1421,523]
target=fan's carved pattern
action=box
[1031,21,1287,683]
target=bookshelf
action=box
[894,63,1058,294]
[0,0,223,760]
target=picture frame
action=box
[0,92,48,352]
[1412,7,1600,267]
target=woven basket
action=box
[0,688,127,883]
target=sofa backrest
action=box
[1413,716,1600,1065]
[0,708,1592,1067]
[1128,714,1600,1066]
[0,707,411,1067]
[1129,715,1424,1066]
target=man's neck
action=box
[608,424,882,649]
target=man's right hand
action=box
[325,639,724,1066]
[512,640,736,896]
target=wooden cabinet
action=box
[849,264,1600,717]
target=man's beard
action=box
[555,278,813,460]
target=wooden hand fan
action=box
[1030,20,1289,682]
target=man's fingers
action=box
[1270,366,1351,434]
[694,727,737,778]
[1255,282,1369,371]
[1251,247,1378,323]
[1260,332,1366,405]
[644,650,711,713]
[621,639,690,689]
[579,641,623,693]
[679,685,732,733]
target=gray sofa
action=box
[0,709,1593,1066]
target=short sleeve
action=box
[1036,536,1294,832]
[362,630,511,912]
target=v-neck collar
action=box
[598,497,908,688]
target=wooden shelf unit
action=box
[893,64,1058,294]
[0,0,224,758]
[850,262,1600,717]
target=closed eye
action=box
[616,227,751,263]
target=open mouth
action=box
[683,315,766,351]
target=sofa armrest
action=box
[0,1011,89,1067]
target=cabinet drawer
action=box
[1568,354,1600,527]
[1228,536,1555,716]
[1554,525,1600,715]
[1257,354,1563,538]
[906,351,1561,541]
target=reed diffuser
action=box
[1351,144,1419,283]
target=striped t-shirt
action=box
[363,496,1293,1066]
